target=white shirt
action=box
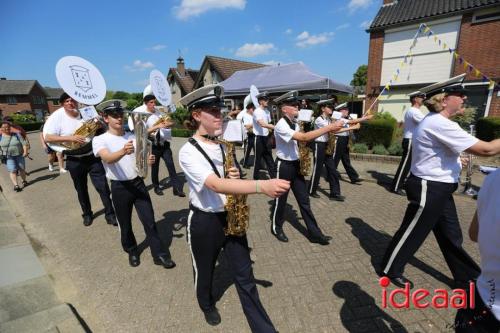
[274,118,299,161]
[92,132,138,181]
[179,139,226,212]
[146,109,172,142]
[403,106,425,139]
[410,113,478,183]
[237,110,254,133]
[476,169,500,320]
[335,118,350,137]
[314,115,330,142]
[253,107,271,136]
[43,107,84,138]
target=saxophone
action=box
[325,130,337,156]
[298,121,312,176]
[215,138,250,237]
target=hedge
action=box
[476,117,500,141]
[171,128,194,137]
[13,121,44,131]
[357,119,396,148]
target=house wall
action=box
[170,81,183,106]
[365,31,384,114]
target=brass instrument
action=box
[325,130,337,156]
[67,119,101,150]
[215,138,250,237]
[153,110,174,127]
[462,124,477,196]
[131,111,153,178]
[298,121,312,176]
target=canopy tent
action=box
[220,62,353,96]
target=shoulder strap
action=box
[188,137,223,178]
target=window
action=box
[32,95,46,104]
[53,100,60,105]
[473,9,500,24]
[6,96,17,104]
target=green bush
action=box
[476,117,500,141]
[388,142,403,156]
[171,128,193,137]
[13,121,44,131]
[351,143,368,154]
[11,114,36,123]
[451,107,477,131]
[357,118,396,148]
[372,144,389,155]
[171,106,190,126]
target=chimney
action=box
[0,77,6,80]
[176,56,185,76]
[383,0,394,4]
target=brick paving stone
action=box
[0,134,492,332]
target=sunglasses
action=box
[107,112,123,119]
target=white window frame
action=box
[472,8,500,24]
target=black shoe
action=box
[393,189,405,196]
[105,215,118,226]
[271,227,288,242]
[310,192,320,198]
[173,189,186,197]
[153,255,176,269]
[14,185,22,192]
[309,235,330,245]
[321,234,333,241]
[351,178,363,185]
[203,308,221,326]
[388,275,414,289]
[128,252,140,267]
[154,187,164,196]
[329,194,345,201]
[22,180,28,187]
[83,214,93,226]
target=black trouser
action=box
[187,207,276,333]
[454,285,500,333]
[308,142,341,196]
[253,135,276,180]
[111,177,166,258]
[151,141,182,191]
[66,155,114,219]
[243,133,255,167]
[332,136,359,182]
[271,159,324,238]
[382,175,480,282]
[391,138,412,192]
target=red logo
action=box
[379,277,475,309]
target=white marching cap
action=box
[179,84,225,109]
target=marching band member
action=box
[44,93,117,227]
[178,84,289,331]
[308,99,371,200]
[271,91,344,245]
[391,91,425,195]
[238,102,255,169]
[92,100,175,269]
[252,92,277,180]
[332,103,364,185]
[381,74,500,289]
[144,94,185,197]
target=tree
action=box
[126,99,139,110]
[350,65,368,88]
[112,91,130,100]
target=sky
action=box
[0,0,379,93]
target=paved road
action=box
[0,133,484,333]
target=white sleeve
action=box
[92,134,107,157]
[43,112,61,136]
[254,109,266,122]
[426,121,479,154]
[275,120,296,143]
[412,110,425,123]
[179,146,216,193]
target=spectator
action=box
[0,121,29,192]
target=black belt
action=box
[111,176,142,184]
[189,203,226,217]
[276,157,299,164]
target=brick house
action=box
[44,87,64,114]
[167,55,265,108]
[0,79,49,119]
[365,0,500,121]
[167,56,200,106]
